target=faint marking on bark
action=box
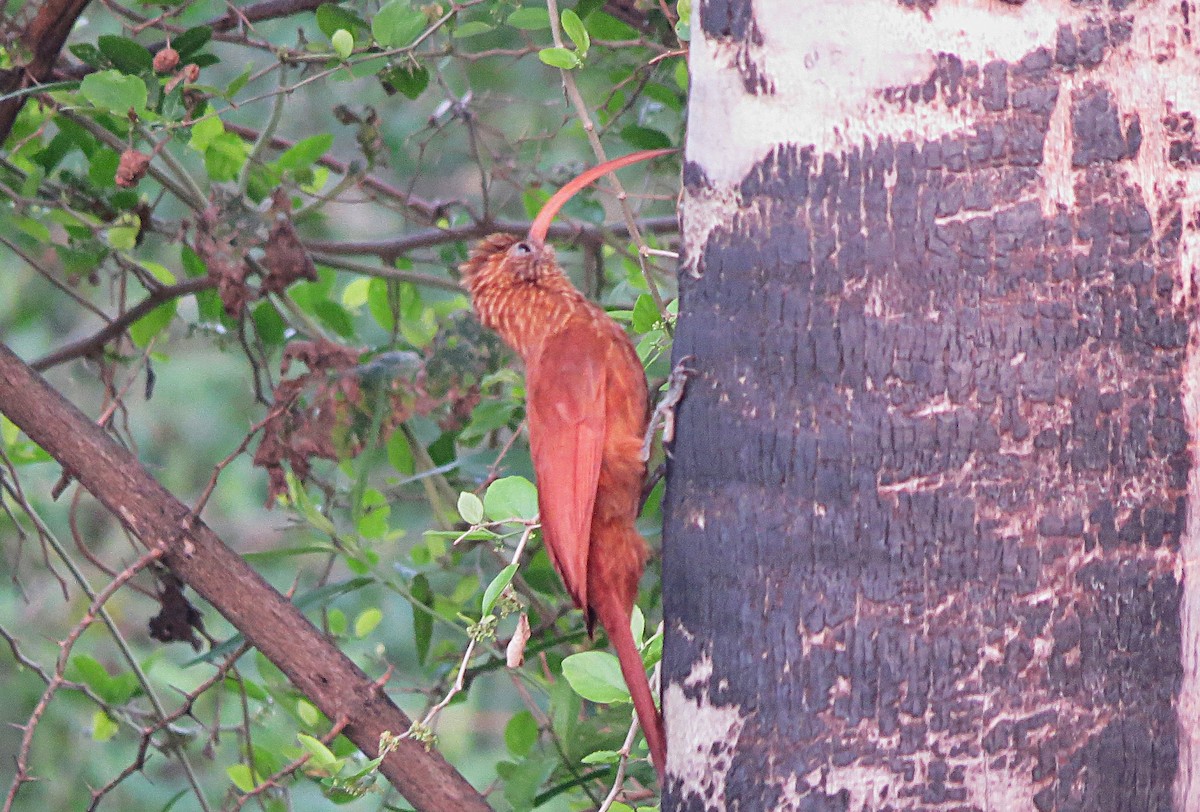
[1041,72,1076,215]
[680,165,741,278]
[664,649,745,809]
[1173,183,1200,812]
[1041,4,1198,234]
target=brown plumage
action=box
[460,155,669,778]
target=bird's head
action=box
[459,233,562,300]
[460,147,675,299]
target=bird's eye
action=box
[513,241,532,255]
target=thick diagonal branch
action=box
[0,341,489,812]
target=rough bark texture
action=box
[664,1,1200,809]
[0,342,490,812]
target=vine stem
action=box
[417,521,538,732]
[544,0,671,319]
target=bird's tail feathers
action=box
[595,595,667,783]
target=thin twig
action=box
[544,0,671,317]
[31,279,213,372]
[238,62,288,195]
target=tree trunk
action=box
[664,2,1199,809]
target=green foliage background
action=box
[0,0,686,809]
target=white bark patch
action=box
[1173,163,1200,812]
[664,649,746,807]
[686,0,1088,261]
[688,0,1079,189]
[1040,4,1200,231]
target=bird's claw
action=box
[641,355,695,462]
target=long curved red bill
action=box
[527,148,677,244]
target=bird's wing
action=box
[526,317,608,614]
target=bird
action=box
[459,149,673,780]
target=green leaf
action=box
[549,673,581,746]
[224,63,253,99]
[332,29,354,60]
[86,148,118,186]
[14,216,49,243]
[506,7,550,29]
[481,563,517,615]
[561,9,589,56]
[69,43,105,69]
[188,115,224,152]
[674,57,688,92]
[203,131,248,182]
[341,277,370,309]
[297,733,340,770]
[459,399,518,445]
[79,70,148,115]
[453,21,493,38]
[354,607,383,637]
[457,491,484,524]
[313,299,356,338]
[576,0,605,17]
[327,607,347,636]
[619,124,672,150]
[644,81,684,112]
[226,764,257,793]
[411,573,433,664]
[106,225,139,250]
[69,655,140,705]
[581,749,621,764]
[449,573,480,606]
[379,63,429,99]
[316,4,368,38]
[631,293,660,332]
[641,626,662,669]
[502,754,556,811]
[356,488,390,539]
[387,429,413,474]
[172,26,213,59]
[538,47,580,70]
[584,10,636,39]
[630,604,645,648]
[130,301,176,347]
[561,651,631,704]
[92,710,119,742]
[484,476,538,522]
[98,35,154,74]
[277,133,334,172]
[367,277,395,330]
[504,710,539,757]
[251,300,286,345]
[296,699,322,728]
[372,1,427,48]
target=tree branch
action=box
[0,341,491,812]
[302,216,680,261]
[31,279,214,372]
[0,0,93,143]
[223,123,443,222]
[206,0,325,33]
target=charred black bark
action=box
[665,6,1188,811]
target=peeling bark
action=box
[665,1,1200,809]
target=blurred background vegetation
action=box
[0,0,685,808]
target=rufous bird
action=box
[460,149,673,780]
